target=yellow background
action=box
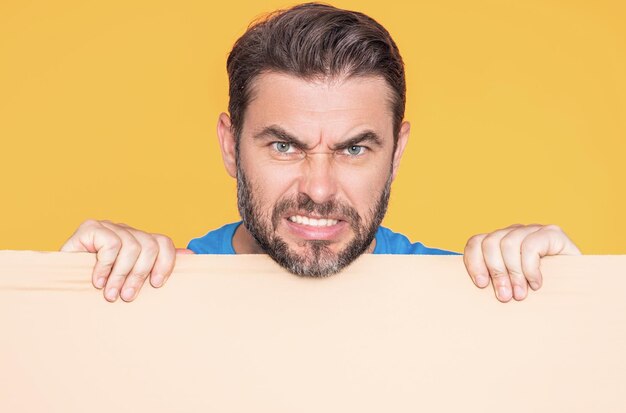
[1,0,624,253]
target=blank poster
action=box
[0,251,624,412]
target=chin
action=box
[281,258,344,278]
[268,237,359,278]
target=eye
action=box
[345,145,366,156]
[273,142,293,153]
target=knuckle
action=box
[153,233,174,247]
[108,236,123,250]
[141,239,159,256]
[128,271,149,283]
[123,240,142,256]
[499,234,522,251]
[489,268,508,279]
[481,234,499,249]
[80,219,100,229]
[543,224,563,233]
[108,271,128,280]
[466,233,485,247]
[520,239,538,254]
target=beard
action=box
[236,164,392,277]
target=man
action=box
[60,3,581,304]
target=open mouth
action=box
[288,215,339,227]
[284,214,348,240]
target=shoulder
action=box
[374,226,461,255]
[186,222,241,254]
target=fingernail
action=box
[530,282,540,290]
[514,285,525,299]
[497,286,510,300]
[475,275,488,287]
[95,278,106,288]
[121,287,135,301]
[105,288,118,301]
[152,274,163,287]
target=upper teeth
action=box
[289,215,338,227]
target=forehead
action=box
[242,72,395,143]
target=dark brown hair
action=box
[226,2,406,143]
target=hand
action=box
[60,219,194,302]
[463,224,581,302]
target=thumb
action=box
[520,225,581,290]
[531,225,582,257]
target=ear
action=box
[217,112,237,178]
[391,121,410,181]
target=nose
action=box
[298,153,338,205]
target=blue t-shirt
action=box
[187,221,461,255]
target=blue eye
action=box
[273,142,292,153]
[346,145,365,156]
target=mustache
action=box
[271,193,362,233]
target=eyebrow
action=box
[253,125,384,151]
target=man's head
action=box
[226,2,406,146]
[216,3,411,276]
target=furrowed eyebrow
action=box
[253,126,311,150]
[332,131,383,150]
[253,126,383,151]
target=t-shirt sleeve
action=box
[406,241,462,255]
[375,226,462,255]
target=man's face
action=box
[230,72,407,276]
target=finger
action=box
[118,228,160,302]
[482,226,520,302]
[99,222,141,302]
[463,233,490,288]
[149,234,177,288]
[60,220,123,289]
[500,225,543,300]
[520,224,580,291]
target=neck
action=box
[232,223,265,254]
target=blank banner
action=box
[0,251,625,412]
